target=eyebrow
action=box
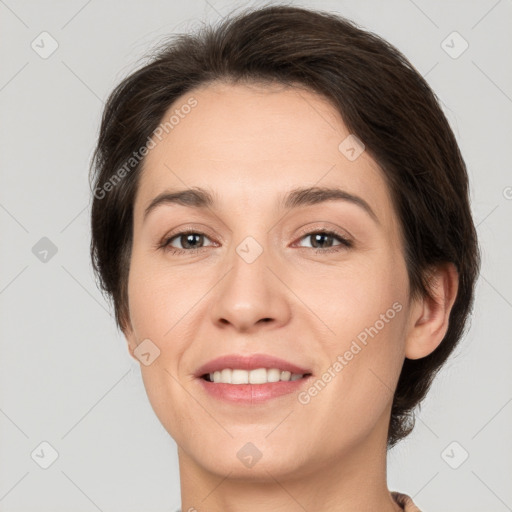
[143,185,379,224]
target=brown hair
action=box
[89,4,480,448]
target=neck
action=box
[177,407,402,512]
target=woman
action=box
[89,5,479,511]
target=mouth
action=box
[200,368,312,384]
[195,354,313,404]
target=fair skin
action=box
[123,81,458,512]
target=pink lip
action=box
[194,354,313,405]
[194,354,311,377]
[198,378,312,404]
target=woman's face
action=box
[125,81,413,479]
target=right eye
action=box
[159,230,215,254]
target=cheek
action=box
[126,252,191,402]
[127,253,194,440]
[127,247,189,340]
[299,252,408,348]
[298,252,408,420]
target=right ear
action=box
[121,319,139,362]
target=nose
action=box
[209,239,292,333]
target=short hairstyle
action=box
[89,4,480,448]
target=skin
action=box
[123,81,459,512]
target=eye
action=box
[159,229,215,255]
[158,228,353,255]
[295,230,353,253]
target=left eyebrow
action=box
[281,185,379,224]
[143,185,379,225]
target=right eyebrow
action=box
[143,187,215,222]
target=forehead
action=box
[134,82,394,225]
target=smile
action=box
[195,353,313,404]
[202,368,308,384]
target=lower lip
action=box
[197,376,312,404]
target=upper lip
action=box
[195,354,312,378]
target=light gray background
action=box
[0,0,511,511]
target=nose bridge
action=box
[210,225,290,331]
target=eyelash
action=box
[157,228,353,255]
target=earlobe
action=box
[121,321,139,362]
[126,340,136,360]
[405,263,459,360]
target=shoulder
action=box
[391,491,423,511]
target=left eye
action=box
[295,230,352,251]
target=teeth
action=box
[267,368,281,382]
[208,368,305,384]
[249,368,267,384]
[232,369,249,384]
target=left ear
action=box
[405,262,459,360]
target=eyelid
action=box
[291,229,353,253]
[158,223,220,245]
[293,222,352,240]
